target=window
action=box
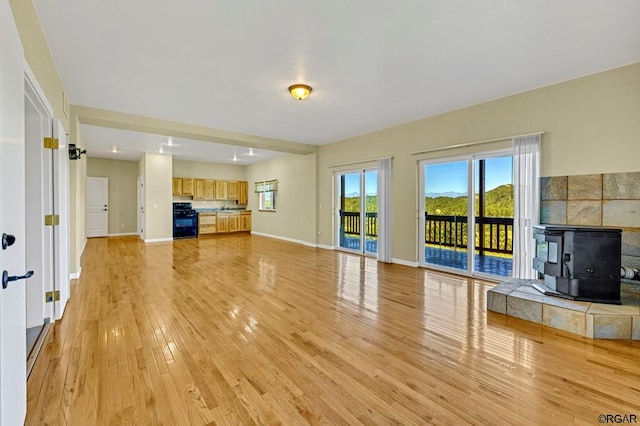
[255,180,278,211]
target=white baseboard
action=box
[108,232,138,237]
[250,231,317,248]
[70,267,81,280]
[392,258,419,268]
[144,237,174,243]
[79,238,87,257]
[316,244,335,250]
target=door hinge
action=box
[45,290,60,302]
[44,137,59,149]
[44,214,60,226]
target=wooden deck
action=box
[26,234,640,424]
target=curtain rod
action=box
[328,155,393,168]
[410,131,544,156]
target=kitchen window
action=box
[255,180,278,211]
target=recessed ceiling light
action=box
[159,146,164,154]
[111,146,118,153]
[232,154,238,162]
[248,148,255,156]
[167,137,174,146]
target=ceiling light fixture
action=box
[248,148,255,156]
[111,146,118,153]
[232,154,238,162]
[288,84,312,100]
[167,137,174,146]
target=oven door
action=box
[173,214,198,238]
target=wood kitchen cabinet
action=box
[227,180,239,200]
[240,211,252,231]
[216,215,229,233]
[193,179,205,200]
[172,178,182,195]
[181,178,194,196]
[215,180,228,200]
[198,213,217,235]
[228,214,240,232]
[238,181,249,204]
[204,179,215,200]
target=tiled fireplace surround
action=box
[487,172,640,340]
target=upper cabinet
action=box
[173,177,248,203]
[238,181,249,204]
[204,180,215,200]
[193,179,205,200]
[227,180,238,200]
[181,178,194,196]
[215,180,228,200]
[172,177,182,195]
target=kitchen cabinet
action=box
[198,213,217,235]
[204,179,215,200]
[227,180,239,200]
[182,178,194,196]
[198,211,251,236]
[193,179,205,200]
[216,215,229,233]
[240,211,252,231]
[228,214,240,232]
[238,181,249,204]
[215,180,228,200]
[172,178,182,195]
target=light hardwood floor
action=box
[26,235,640,425]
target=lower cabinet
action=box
[198,211,252,236]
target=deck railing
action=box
[424,214,513,255]
[340,211,513,256]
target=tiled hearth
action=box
[487,278,640,340]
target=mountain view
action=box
[342,184,514,218]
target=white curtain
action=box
[377,158,392,263]
[512,134,541,278]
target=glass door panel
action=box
[473,155,514,277]
[423,161,470,272]
[338,172,362,251]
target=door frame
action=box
[24,69,55,328]
[137,175,145,240]
[418,149,513,278]
[334,168,377,257]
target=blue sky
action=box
[341,156,512,197]
[343,171,377,196]
[424,156,513,195]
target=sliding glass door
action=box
[422,160,471,272]
[420,153,513,277]
[337,170,378,255]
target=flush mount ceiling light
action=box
[288,84,312,100]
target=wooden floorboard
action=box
[26,234,640,425]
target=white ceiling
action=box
[79,124,287,164]
[34,1,640,163]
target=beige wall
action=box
[316,62,640,263]
[68,116,87,275]
[9,0,69,132]
[87,158,138,235]
[143,153,173,241]
[246,153,317,244]
[173,160,246,180]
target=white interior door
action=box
[86,177,109,237]
[0,0,28,422]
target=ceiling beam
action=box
[71,105,317,155]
